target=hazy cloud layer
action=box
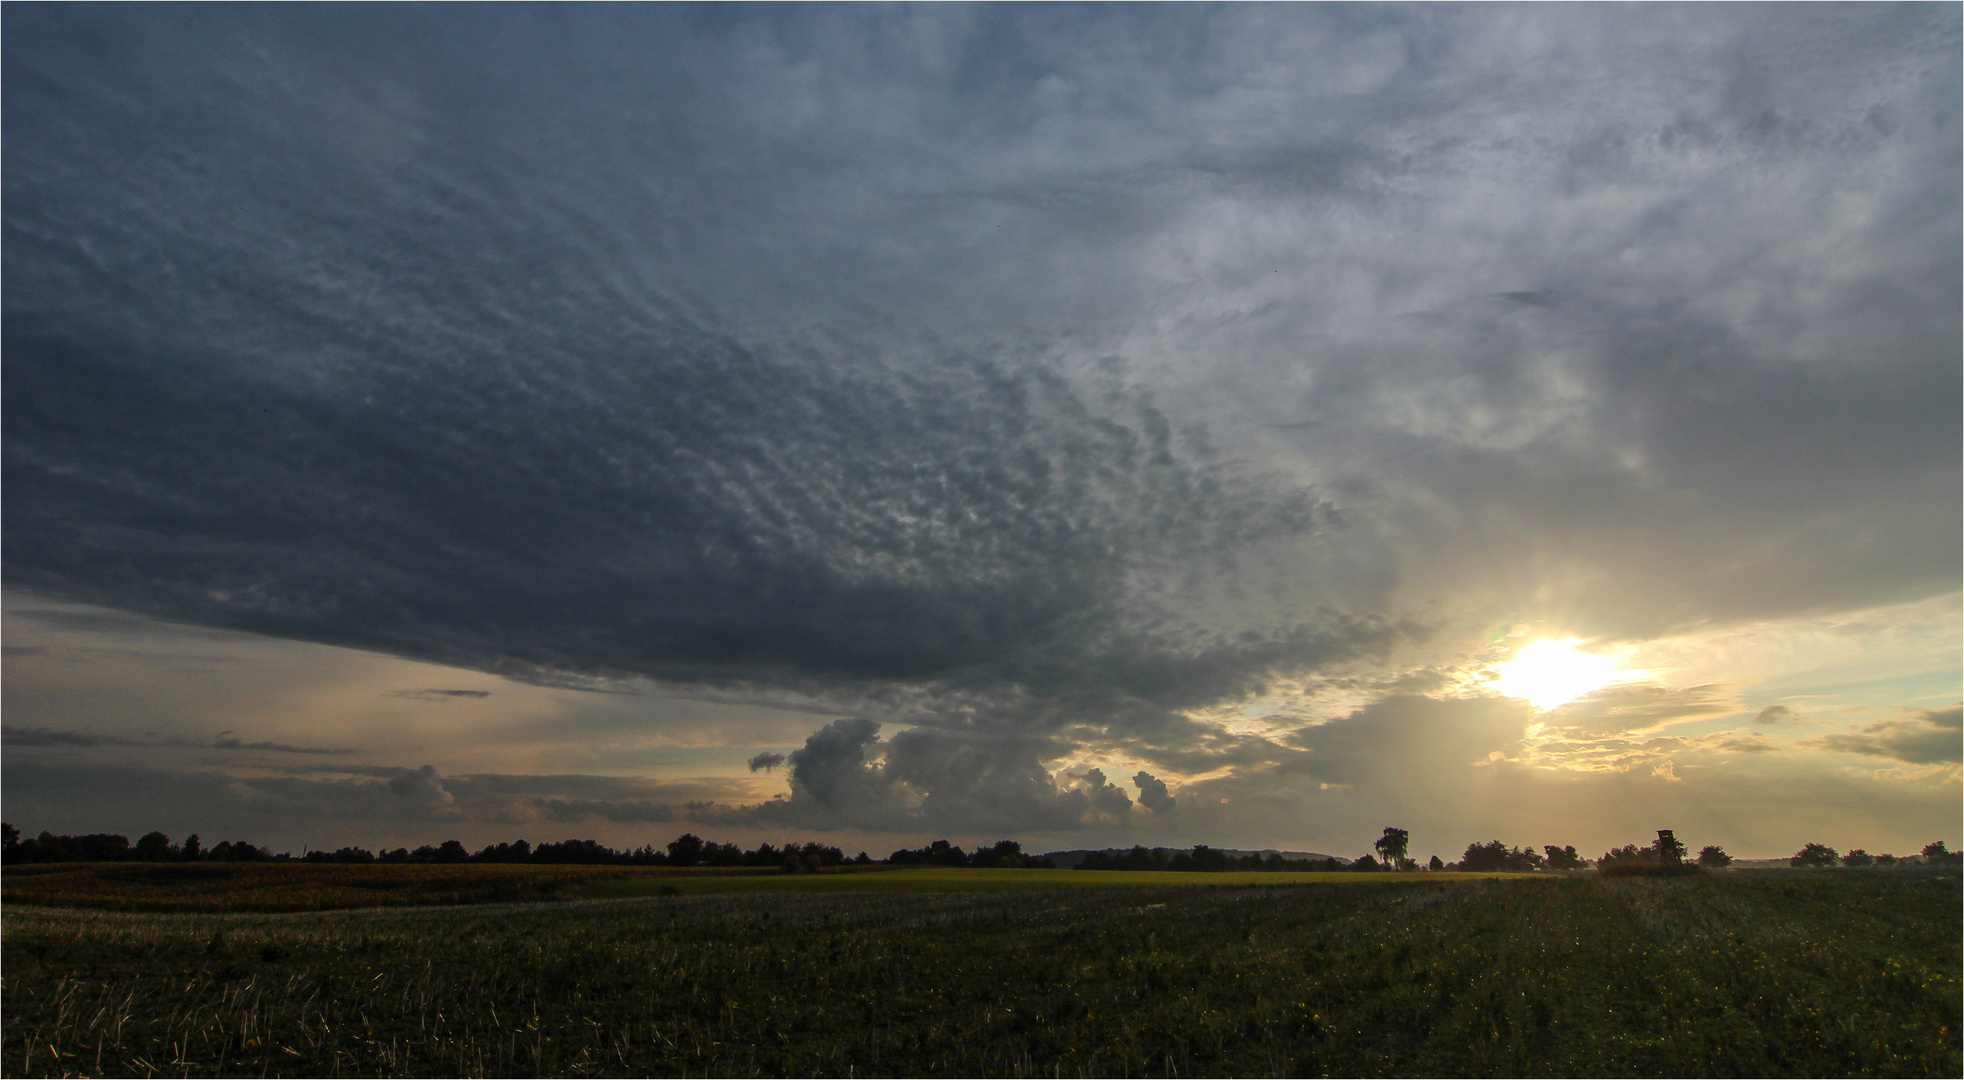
[3,759,753,846]
[391,689,493,702]
[1,725,353,756]
[1812,707,1962,765]
[2,6,1956,847]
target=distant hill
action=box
[1040,847,1346,869]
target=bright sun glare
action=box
[1492,638,1618,710]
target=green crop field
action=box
[2,869,1957,1077]
[0,862,1541,911]
[582,867,1541,899]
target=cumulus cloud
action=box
[717,718,1146,834]
[1753,705,1798,726]
[1133,771,1176,814]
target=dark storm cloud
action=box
[710,717,1139,833]
[3,5,1957,839]
[390,689,492,702]
[4,9,1367,731]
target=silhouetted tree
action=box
[1427,854,1443,871]
[1790,842,1839,867]
[1843,849,1874,867]
[1460,841,1543,872]
[181,834,204,861]
[135,831,174,861]
[1374,827,1410,869]
[667,833,705,867]
[1543,845,1585,870]
[1695,844,1732,868]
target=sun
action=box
[1492,638,1618,710]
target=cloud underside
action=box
[0,6,1957,839]
[1810,707,1962,765]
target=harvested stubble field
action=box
[1,869,1957,1078]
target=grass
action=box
[2,869,1956,1077]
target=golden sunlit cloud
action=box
[1492,638,1620,710]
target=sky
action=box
[3,4,1958,862]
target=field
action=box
[2,869,1957,1077]
[0,862,1540,911]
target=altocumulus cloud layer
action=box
[3,6,1957,851]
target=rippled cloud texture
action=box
[4,5,1957,857]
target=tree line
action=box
[1455,831,1958,874]
[0,824,867,873]
[1789,840,1956,868]
[4,821,1955,873]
